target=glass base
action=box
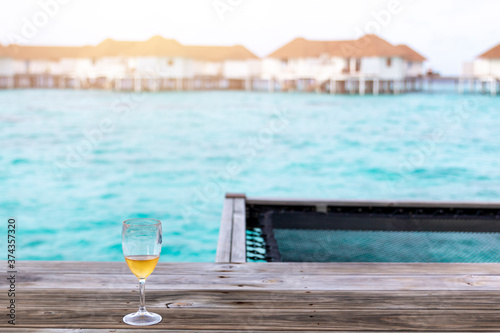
[123,310,162,326]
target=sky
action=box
[0,0,499,76]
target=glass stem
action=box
[138,278,146,313]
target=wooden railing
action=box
[215,193,246,263]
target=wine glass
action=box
[122,218,162,326]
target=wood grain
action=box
[0,330,490,333]
[13,261,500,275]
[3,262,500,331]
[215,198,233,263]
[11,271,500,291]
[12,289,500,310]
[7,308,500,331]
[230,198,246,263]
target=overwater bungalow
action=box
[464,41,500,95]
[262,34,426,94]
[0,35,429,94]
[90,36,260,91]
[183,43,260,90]
[0,45,15,88]
[0,36,259,91]
[0,35,431,94]
[5,45,95,89]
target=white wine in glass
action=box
[122,218,162,326]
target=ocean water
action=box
[1,88,500,262]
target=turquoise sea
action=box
[2,88,500,262]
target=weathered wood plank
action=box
[12,289,500,310]
[6,308,500,331]
[4,261,500,331]
[230,198,246,263]
[11,261,500,276]
[215,198,234,263]
[11,271,500,291]
[7,330,464,333]
[4,330,415,333]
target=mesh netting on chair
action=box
[246,206,500,262]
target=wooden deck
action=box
[2,260,500,331]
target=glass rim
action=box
[123,218,161,226]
